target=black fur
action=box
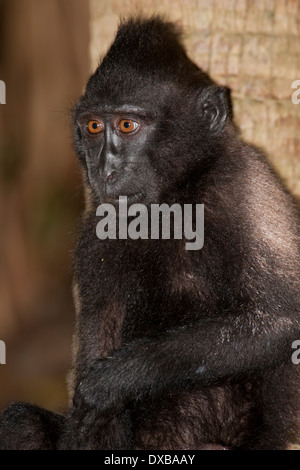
[0,16,299,450]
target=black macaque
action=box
[1,16,300,450]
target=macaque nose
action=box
[106,170,117,184]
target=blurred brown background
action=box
[0,0,299,414]
[0,0,89,412]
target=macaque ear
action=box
[197,85,232,134]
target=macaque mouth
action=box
[105,192,144,204]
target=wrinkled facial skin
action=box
[73,79,230,208]
[75,103,161,206]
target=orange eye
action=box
[88,120,103,134]
[120,119,138,133]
